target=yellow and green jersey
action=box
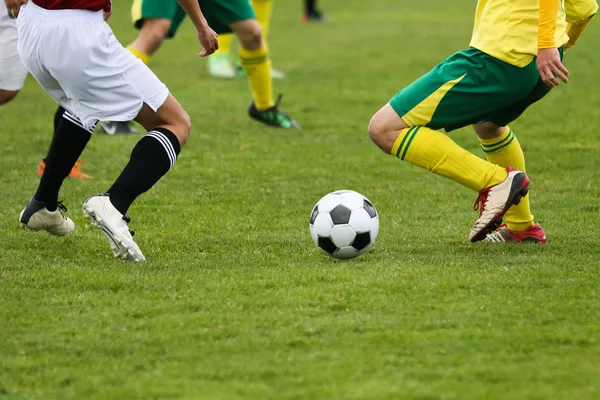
[469,0,569,67]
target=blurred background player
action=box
[368,0,573,243]
[101,0,298,133]
[207,0,284,80]
[1,0,91,178]
[14,0,219,261]
[302,0,325,22]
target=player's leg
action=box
[104,94,191,218]
[18,91,91,237]
[83,94,190,262]
[0,1,27,105]
[0,90,19,105]
[129,0,185,61]
[302,0,325,22]
[200,0,297,127]
[368,48,539,241]
[127,19,172,62]
[207,33,236,78]
[474,122,546,243]
[249,0,283,79]
[233,19,298,128]
[37,106,93,179]
[473,74,555,243]
[368,104,509,193]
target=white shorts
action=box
[0,1,27,91]
[16,2,169,129]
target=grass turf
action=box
[1,0,599,398]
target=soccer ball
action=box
[309,190,379,259]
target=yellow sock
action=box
[391,126,507,192]
[479,127,534,231]
[240,43,274,110]
[214,33,234,56]
[127,45,151,64]
[251,0,273,39]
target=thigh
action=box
[390,48,540,132]
[132,0,184,38]
[487,79,552,127]
[199,0,256,34]
[0,3,28,91]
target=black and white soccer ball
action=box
[309,190,379,259]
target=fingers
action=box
[555,61,570,83]
[541,68,559,88]
[538,62,570,88]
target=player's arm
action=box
[564,0,599,50]
[537,0,570,87]
[175,0,219,56]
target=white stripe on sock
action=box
[147,131,176,168]
[63,111,94,133]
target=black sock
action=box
[34,110,93,210]
[107,128,181,215]
[40,106,67,163]
[53,105,66,133]
[305,0,317,13]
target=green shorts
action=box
[389,47,555,131]
[131,0,256,38]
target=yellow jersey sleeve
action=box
[565,0,598,23]
[539,0,561,48]
[564,0,598,50]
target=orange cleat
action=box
[37,158,93,179]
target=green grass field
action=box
[1,1,600,398]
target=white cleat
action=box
[19,198,75,236]
[470,167,530,242]
[207,54,236,79]
[82,194,145,262]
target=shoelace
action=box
[57,201,68,213]
[122,215,135,237]
[473,189,490,217]
[56,201,69,220]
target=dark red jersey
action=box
[31,0,112,13]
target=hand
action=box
[103,11,111,21]
[5,0,27,19]
[537,48,569,88]
[196,24,218,57]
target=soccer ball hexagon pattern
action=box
[309,190,379,259]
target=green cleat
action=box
[248,95,299,129]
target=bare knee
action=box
[232,20,263,50]
[135,95,192,147]
[0,90,19,105]
[473,122,507,140]
[368,104,408,154]
[173,110,192,145]
[132,19,171,55]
